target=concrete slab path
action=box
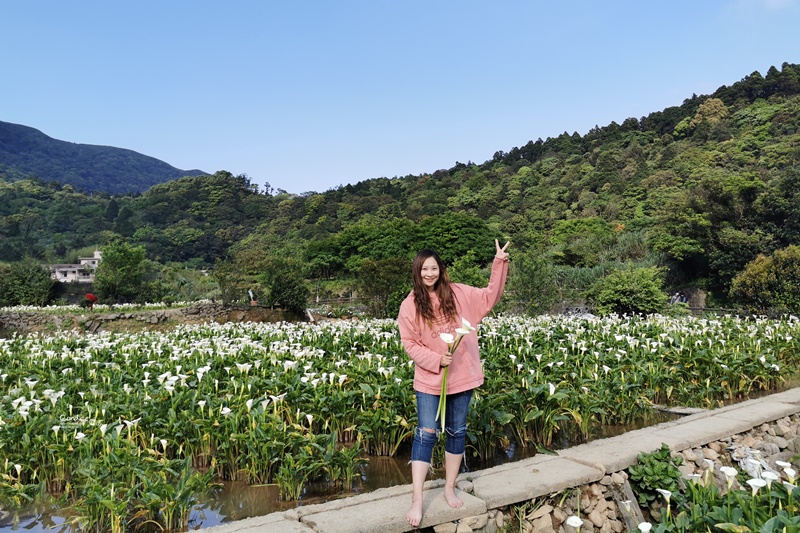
[202,387,800,533]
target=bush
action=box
[729,245,800,313]
[268,274,310,316]
[628,443,684,507]
[4,257,54,306]
[586,266,668,316]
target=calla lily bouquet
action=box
[436,317,476,432]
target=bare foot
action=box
[405,498,423,527]
[444,486,463,508]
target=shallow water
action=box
[0,411,680,531]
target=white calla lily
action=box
[746,477,767,495]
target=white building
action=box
[50,250,103,283]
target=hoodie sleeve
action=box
[397,298,444,374]
[460,256,509,321]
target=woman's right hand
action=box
[440,353,453,367]
[495,239,510,260]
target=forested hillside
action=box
[0,120,207,194]
[1,63,799,313]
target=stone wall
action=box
[441,414,800,533]
[0,302,294,335]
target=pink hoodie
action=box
[397,256,509,395]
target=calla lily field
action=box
[1,312,800,531]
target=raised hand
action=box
[495,239,510,260]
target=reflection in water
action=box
[0,411,680,532]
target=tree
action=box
[358,257,409,318]
[0,264,12,307]
[707,226,775,294]
[688,97,729,129]
[8,257,54,306]
[258,257,310,316]
[268,273,310,317]
[415,213,498,266]
[94,241,147,302]
[550,218,615,267]
[212,258,248,305]
[506,249,559,316]
[105,197,120,221]
[448,251,488,288]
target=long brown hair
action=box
[411,250,458,326]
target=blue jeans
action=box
[411,389,473,463]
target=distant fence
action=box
[311,297,370,306]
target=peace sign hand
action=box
[495,239,510,260]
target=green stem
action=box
[437,366,449,432]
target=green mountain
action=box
[0,120,207,194]
[1,62,799,309]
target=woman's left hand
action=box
[495,239,510,260]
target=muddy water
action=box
[0,411,680,531]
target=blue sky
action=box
[1,0,797,195]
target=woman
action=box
[397,239,510,527]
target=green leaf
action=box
[715,524,751,533]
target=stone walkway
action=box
[202,387,800,533]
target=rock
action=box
[756,442,780,456]
[496,511,504,528]
[457,480,474,493]
[611,472,625,485]
[769,450,796,468]
[764,435,789,449]
[456,524,474,533]
[741,435,757,447]
[580,494,591,510]
[529,505,554,520]
[434,523,458,533]
[708,441,723,453]
[532,515,555,533]
[703,448,719,461]
[600,475,613,486]
[611,519,624,532]
[462,513,488,530]
[483,519,498,533]
[588,509,605,528]
[682,449,703,466]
